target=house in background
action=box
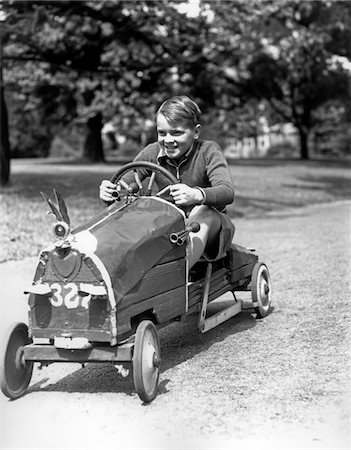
[223,120,299,159]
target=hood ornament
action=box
[40,188,71,245]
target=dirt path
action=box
[1,201,350,450]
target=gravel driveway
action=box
[1,200,350,450]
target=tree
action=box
[3,0,348,177]
[213,0,351,159]
[0,68,11,186]
[202,0,351,159]
[0,14,10,185]
[1,0,210,183]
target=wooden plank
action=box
[229,244,258,271]
[30,327,111,342]
[119,259,186,308]
[230,263,255,284]
[187,283,234,315]
[241,301,255,310]
[188,267,231,310]
[23,342,133,363]
[188,269,228,305]
[199,302,242,333]
[188,268,227,296]
[117,285,186,336]
[188,276,229,309]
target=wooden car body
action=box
[26,195,257,347]
[1,162,271,402]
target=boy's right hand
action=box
[99,180,119,202]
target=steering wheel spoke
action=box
[111,162,178,204]
[133,171,143,192]
[145,172,156,196]
[156,185,171,197]
[118,179,130,191]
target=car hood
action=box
[72,197,186,301]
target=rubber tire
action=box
[133,320,160,403]
[251,262,272,318]
[0,322,33,399]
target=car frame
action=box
[1,161,272,402]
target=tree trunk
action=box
[0,84,11,186]
[299,128,309,160]
[83,112,104,162]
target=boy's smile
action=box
[156,114,200,160]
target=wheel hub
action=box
[15,346,26,370]
[153,353,160,368]
[145,343,159,370]
[260,279,269,305]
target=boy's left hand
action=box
[169,184,203,206]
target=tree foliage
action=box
[205,0,351,159]
[1,0,350,185]
[2,0,207,164]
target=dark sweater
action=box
[129,139,234,211]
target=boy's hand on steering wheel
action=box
[169,183,204,206]
[99,180,120,202]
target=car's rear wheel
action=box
[133,320,160,403]
[251,262,272,318]
[0,322,33,399]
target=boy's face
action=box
[156,114,200,160]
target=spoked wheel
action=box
[251,262,272,318]
[133,320,160,403]
[0,322,33,399]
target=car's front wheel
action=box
[0,322,33,399]
[133,320,160,403]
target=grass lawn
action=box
[1,157,350,262]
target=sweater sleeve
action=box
[201,142,234,208]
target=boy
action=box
[99,95,235,268]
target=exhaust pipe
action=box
[170,222,200,246]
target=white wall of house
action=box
[223,123,299,159]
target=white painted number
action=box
[65,283,79,309]
[50,283,63,307]
[49,283,95,309]
[81,293,92,310]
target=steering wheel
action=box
[110,161,178,201]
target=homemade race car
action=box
[1,161,272,402]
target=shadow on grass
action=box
[2,171,108,202]
[293,174,351,199]
[228,172,351,219]
[27,310,256,397]
[227,195,308,218]
[227,157,351,169]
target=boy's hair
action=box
[156,95,201,128]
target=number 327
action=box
[49,283,91,309]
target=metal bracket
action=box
[197,262,242,333]
[197,263,212,331]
